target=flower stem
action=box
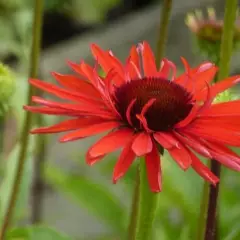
[128,169,140,240]
[134,159,158,240]
[204,0,237,239]
[155,0,173,68]
[0,0,43,238]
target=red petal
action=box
[128,45,140,79]
[86,147,105,166]
[113,141,136,183]
[132,132,153,156]
[145,142,162,192]
[189,150,219,185]
[91,44,112,73]
[67,61,85,76]
[201,100,240,117]
[91,44,125,81]
[141,41,157,75]
[89,128,134,157]
[24,105,79,116]
[174,132,212,158]
[30,117,104,134]
[202,140,240,165]
[183,120,240,147]
[79,62,98,86]
[29,78,99,104]
[31,96,115,119]
[168,142,192,170]
[59,121,120,142]
[176,64,217,94]
[52,72,100,98]
[154,132,179,149]
[195,75,240,101]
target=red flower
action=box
[24,41,240,192]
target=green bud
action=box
[185,8,240,63]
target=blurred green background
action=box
[1,0,240,239]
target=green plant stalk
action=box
[128,1,172,238]
[156,0,173,68]
[204,0,237,239]
[134,159,158,240]
[0,0,43,238]
[197,74,219,240]
[127,169,140,240]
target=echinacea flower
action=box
[24,41,240,192]
[185,8,240,60]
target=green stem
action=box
[0,0,43,238]
[128,169,140,240]
[155,0,173,68]
[134,159,158,240]
[204,0,237,239]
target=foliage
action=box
[1,0,240,239]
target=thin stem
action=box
[134,159,158,240]
[155,0,173,68]
[31,113,46,223]
[127,169,140,240]
[0,0,43,238]
[204,161,221,240]
[204,0,237,239]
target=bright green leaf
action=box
[7,225,72,240]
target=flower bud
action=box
[185,8,240,62]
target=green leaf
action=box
[44,164,126,233]
[0,137,34,223]
[7,226,72,240]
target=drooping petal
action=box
[30,117,104,134]
[189,150,219,185]
[86,147,106,166]
[168,142,192,170]
[183,120,240,147]
[154,132,179,149]
[132,132,153,156]
[145,142,162,192]
[201,140,240,164]
[113,140,136,183]
[89,128,134,157]
[59,121,120,142]
[174,131,212,158]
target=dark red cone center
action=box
[114,77,194,131]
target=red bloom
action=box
[24,41,240,192]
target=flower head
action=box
[186,8,240,60]
[24,42,240,192]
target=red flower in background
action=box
[24,41,240,192]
